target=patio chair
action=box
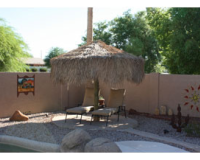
[65,87,96,124]
[90,88,126,126]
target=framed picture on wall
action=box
[17,75,35,97]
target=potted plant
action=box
[99,95,105,105]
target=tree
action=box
[44,47,65,68]
[79,21,112,46]
[121,11,161,73]
[93,22,112,45]
[109,10,135,50]
[147,8,200,74]
[0,19,30,72]
[169,8,200,74]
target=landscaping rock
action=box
[84,137,121,152]
[10,110,29,121]
[168,109,173,116]
[160,106,167,115]
[60,128,91,152]
[154,108,160,115]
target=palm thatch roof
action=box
[50,40,145,85]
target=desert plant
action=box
[171,104,190,132]
[184,122,200,137]
[31,68,38,72]
[39,68,47,72]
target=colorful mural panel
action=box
[17,75,35,97]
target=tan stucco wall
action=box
[159,74,200,117]
[1,72,200,118]
[0,73,85,118]
[100,73,200,118]
[99,74,154,114]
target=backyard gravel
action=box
[0,112,200,152]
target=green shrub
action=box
[39,68,47,72]
[184,122,200,137]
[26,68,31,72]
[31,68,38,72]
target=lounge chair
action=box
[65,87,95,124]
[90,88,126,126]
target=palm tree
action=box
[87,8,99,112]
[87,7,93,44]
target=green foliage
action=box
[39,67,47,72]
[44,47,65,68]
[26,68,31,72]
[31,68,38,72]
[184,122,200,137]
[93,21,112,45]
[147,8,200,74]
[146,8,172,50]
[0,19,31,72]
[110,10,135,49]
[123,11,161,73]
[154,63,167,73]
[79,21,112,47]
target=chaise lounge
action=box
[90,88,126,126]
[65,87,95,124]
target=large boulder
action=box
[60,129,91,152]
[10,110,29,121]
[84,138,121,152]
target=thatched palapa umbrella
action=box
[51,40,145,109]
[50,8,145,112]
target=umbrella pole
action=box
[94,78,100,121]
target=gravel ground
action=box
[130,114,200,146]
[0,112,57,144]
[0,112,199,152]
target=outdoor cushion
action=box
[92,108,118,116]
[107,89,125,108]
[82,88,95,106]
[67,106,94,114]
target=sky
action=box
[0,7,146,59]
[0,0,198,59]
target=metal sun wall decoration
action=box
[17,75,35,97]
[184,85,200,112]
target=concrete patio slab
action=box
[52,113,138,130]
[115,141,189,152]
[121,128,200,152]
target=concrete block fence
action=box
[0,72,200,118]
